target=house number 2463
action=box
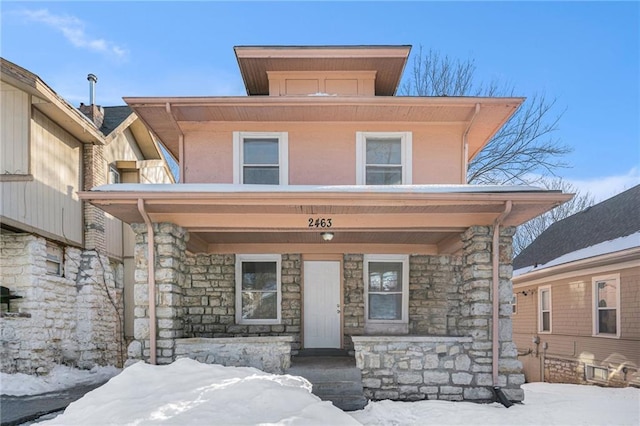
[308,218,332,228]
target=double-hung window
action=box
[592,274,620,337]
[356,132,412,185]
[233,132,288,185]
[538,286,551,333]
[364,255,409,333]
[235,254,281,324]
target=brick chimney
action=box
[79,73,104,129]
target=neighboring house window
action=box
[108,164,121,184]
[46,242,63,276]
[512,294,517,314]
[235,254,281,324]
[233,132,288,184]
[538,286,551,333]
[585,365,609,382]
[356,132,412,185]
[593,274,620,337]
[364,255,409,325]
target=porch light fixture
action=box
[321,232,334,241]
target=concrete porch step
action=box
[286,356,368,412]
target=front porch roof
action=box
[79,184,572,254]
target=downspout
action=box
[462,103,480,182]
[137,199,157,365]
[492,200,512,407]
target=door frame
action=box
[301,254,344,349]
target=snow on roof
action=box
[91,183,550,194]
[513,231,640,277]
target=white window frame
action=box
[512,294,517,315]
[538,285,552,333]
[233,132,288,185]
[235,254,282,325]
[585,364,609,383]
[45,242,63,276]
[363,254,410,332]
[355,131,412,185]
[592,274,621,338]
[108,164,121,184]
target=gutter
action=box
[492,200,512,407]
[137,199,157,365]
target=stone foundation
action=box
[0,234,124,374]
[353,335,524,402]
[175,336,293,374]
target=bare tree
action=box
[401,47,571,184]
[513,178,595,254]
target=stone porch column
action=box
[128,223,188,365]
[459,226,524,402]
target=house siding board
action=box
[0,82,30,175]
[181,122,463,185]
[1,107,83,245]
[513,263,640,385]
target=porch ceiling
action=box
[79,184,572,255]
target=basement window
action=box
[46,242,63,276]
[585,365,609,382]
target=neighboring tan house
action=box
[0,58,174,374]
[512,185,640,387]
[79,45,572,403]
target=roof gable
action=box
[513,185,640,269]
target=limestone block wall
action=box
[343,254,364,352]
[175,336,293,374]
[182,253,302,352]
[128,223,188,365]
[0,234,123,374]
[409,255,462,336]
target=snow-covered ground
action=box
[2,359,638,425]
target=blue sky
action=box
[1,1,638,201]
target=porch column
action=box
[128,223,188,365]
[460,226,524,402]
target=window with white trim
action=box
[46,242,63,276]
[235,254,281,324]
[233,132,288,184]
[364,255,409,324]
[511,294,517,314]
[538,286,551,333]
[356,132,412,185]
[108,164,121,184]
[593,274,620,337]
[585,365,609,382]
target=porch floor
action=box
[286,355,368,411]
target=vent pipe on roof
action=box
[87,73,98,105]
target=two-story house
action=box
[80,45,571,403]
[0,58,174,374]
[512,185,639,387]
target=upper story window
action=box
[356,132,412,185]
[233,132,288,185]
[235,254,281,325]
[108,164,121,184]
[364,255,409,327]
[592,274,620,337]
[538,285,552,333]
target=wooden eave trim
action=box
[124,95,525,108]
[234,46,412,59]
[78,189,571,206]
[513,247,640,286]
[104,112,138,143]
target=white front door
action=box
[303,261,341,348]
